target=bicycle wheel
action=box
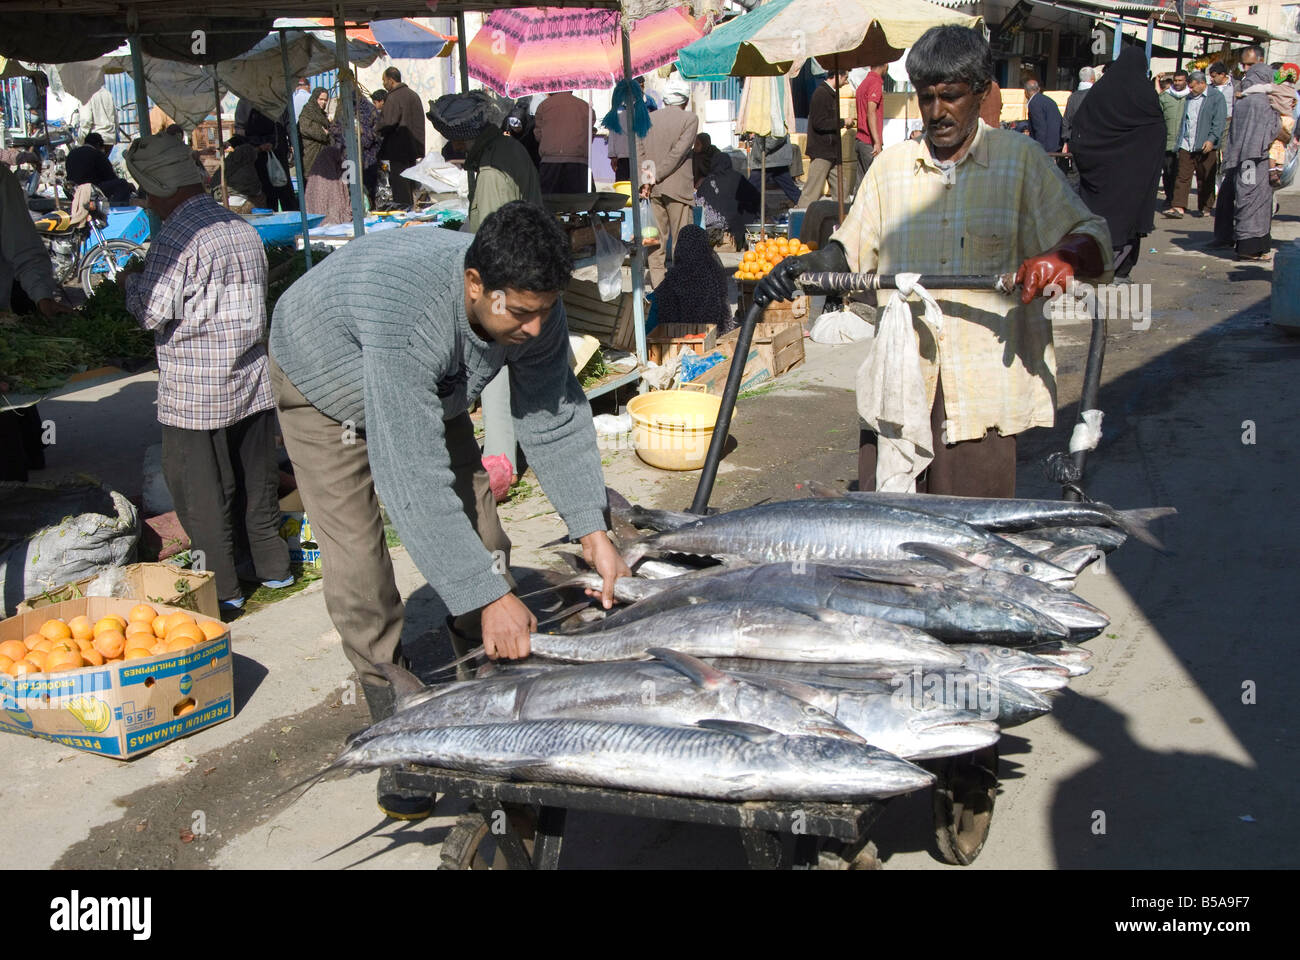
[79,239,145,296]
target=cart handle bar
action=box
[797,272,1019,294]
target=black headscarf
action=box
[1070,48,1166,243]
[656,225,732,332]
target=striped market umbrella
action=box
[677,0,981,80]
[310,18,455,58]
[468,5,709,97]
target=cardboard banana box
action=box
[0,598,234,759]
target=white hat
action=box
[662,74,691,106]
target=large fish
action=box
[799,481,1175,552]
[706,658,1054,729]
[319,717,937,801]
[622,498,1075,585]
[946,644,1073,691]
[522,600,964,667]
[841,544,1110,640]
[552,563,1071,646]
[357,651,865,746]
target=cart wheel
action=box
[931,745,998,866]
[439,806,537,870]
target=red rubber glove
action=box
[1014,234,1105,304]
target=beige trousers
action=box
[270,360,512,686]
[648,195,692,288]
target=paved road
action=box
[6,197,1296,870]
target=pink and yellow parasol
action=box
[467,5,709,97]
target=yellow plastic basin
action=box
[627,389,722,471]
[612,181,633,207]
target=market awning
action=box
[1026,0,1280,43]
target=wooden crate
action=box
[719,320,806,380]
[737,278,809,323]
[645,324,718,366]
[567,219,621,257]
[563,278,639,352]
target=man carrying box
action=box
[269,202,629,819]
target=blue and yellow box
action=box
[0,598,234,759]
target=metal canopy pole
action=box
[333,13,365,238]
[1111,17,1123,61]
[129,37,149,136]
[457,12,470,93]
[279,30,313,268]
[1175,22,1187,71]
[622,26,647,364]
[1145,17,1154,67]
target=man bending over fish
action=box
[270,202,629,818]
[756,26,1113,497]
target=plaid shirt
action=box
[125,194,273,430]
[831,120,1113,443]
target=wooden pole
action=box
[334,12,365,237]
[835,55,843,223]
[129,37,149,137]
[214,68,229,210]
[457,12,470,93]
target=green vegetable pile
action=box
[266,245,331,317]
[578,349,612,389]
[51,280,155,367]
[0,326,91,393]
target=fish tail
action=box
[429,644,487,675]
[1110,507,1177,553]
[274,751,359,803]
[621,537,651,567]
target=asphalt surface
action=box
[6,191,1297,870]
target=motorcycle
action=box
[30,184,145,297]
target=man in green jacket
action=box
[429,91,543,232]
[429,91,546,501]
[1158,70,1189,208]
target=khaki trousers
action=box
[797,158,845,209]
[270,360,512,686]
[648,196,692,288]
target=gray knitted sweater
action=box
[269,225,607,615]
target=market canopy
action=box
[55,29,381,129]
[677,0,984,80]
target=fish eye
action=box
[998,600,1013,609]
[1021,563,1034,574]
[997,648,1012,658]
[803,705,821,715]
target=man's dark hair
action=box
[1246,45,1265,59]
[165,123,184,138]
[696,132,711,148]
[1173,69,1188,80]
[384,66,402,83]
[297,77,310,88]
[83,131,104,148]
[906,26,993,94]
[1208,61,1228,76]
[372,88,387,102]
[465,201,573,292]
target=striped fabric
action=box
[831,122,1114,443]
[124,195,273,431]
[468,6,706,97]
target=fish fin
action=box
[796,479,846,499]
[429,643,487,675]
[557,551,590,573]
[534,599,594,629]
[831,568,944,588]
[621,535,652,567]
[375,662,428,706]
[900,541,981,571]
[1111,507,1177,553]
[738,672,826,703]
[695,718,781,742]
[476,759,543,775]
[1042,544,1099,575]
[647,647,729,689]
[605,488,643,544]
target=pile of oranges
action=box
[734,237,817,283]
[0,606,227,678]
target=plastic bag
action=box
[810,309,874,343]
[266,152,289,188]
[1280,140,1300,189]
[855,274,944,493]
[594,224,625,302]
[638,198,655,240]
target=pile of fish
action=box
[318,486,1173,805]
